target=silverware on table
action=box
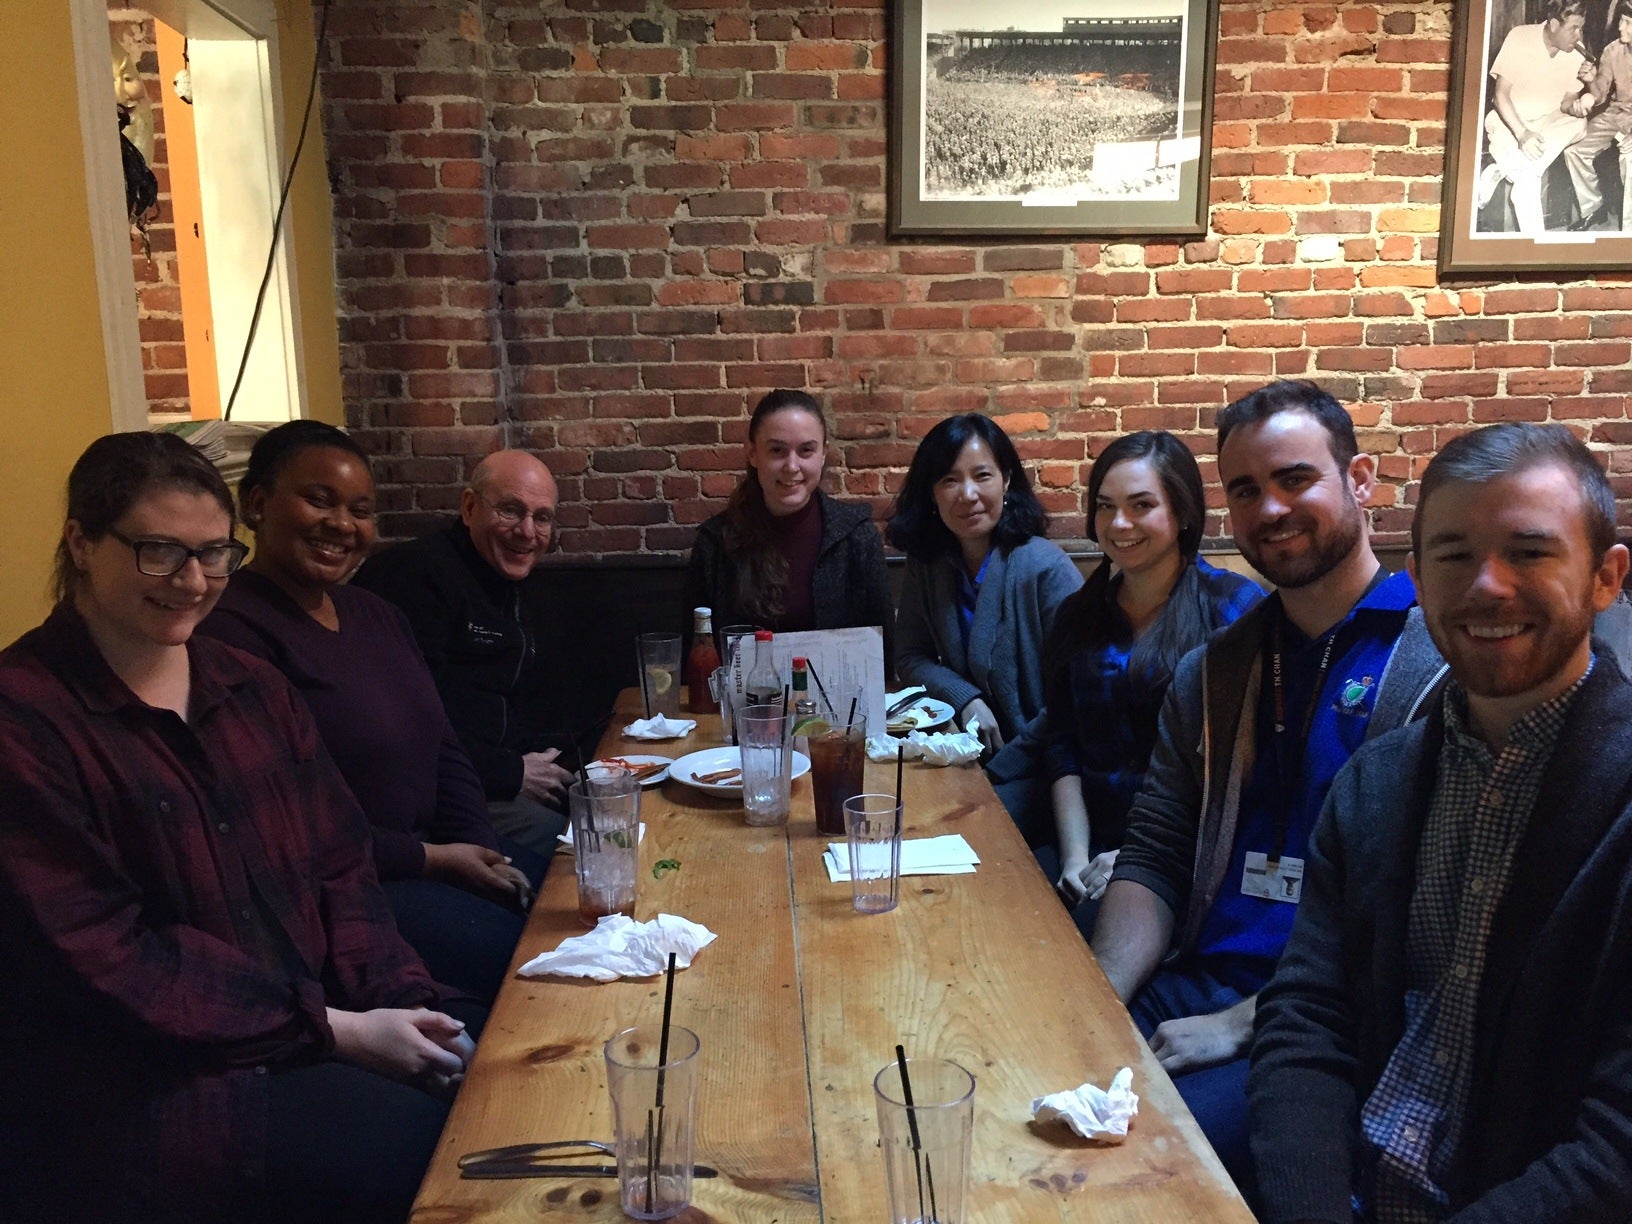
[885,690,928,718]
[458,1139,718,1181]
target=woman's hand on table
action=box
[327,1006,473,1089]
[424,841,534,909]
[958,697,1005,756]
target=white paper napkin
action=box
[1030,1068,1140,1141]
[866,730,982,765]
[622,715,697,740]
[516,913,717,982]
[823,833,980,883]
[557,822,647,851]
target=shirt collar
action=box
[1442,655,1594,753]
[41,601,242,721]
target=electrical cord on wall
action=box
[223,0,333,421]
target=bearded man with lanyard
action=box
[1089,380,1447,1201]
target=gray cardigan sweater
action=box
[1250,655,1632,1223]
[894,535,1083,744]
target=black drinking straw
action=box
[895,743,905,806]
[805,658,835,719]
[645,952,679,1213]
[570,732,597,851]
[895,1044,934,1223]
[637,637,653,718]
[846,694,859,729]
[782,683,791,715]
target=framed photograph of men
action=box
[888,0,1219,237]
[1441,0,1632,276]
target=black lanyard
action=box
[1266,616,1340,868]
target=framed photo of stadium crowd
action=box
[1439,0,1632,276]
[888,0,1219,237]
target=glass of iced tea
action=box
[809,712,867,836]
[568,766,639,926]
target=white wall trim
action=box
[70,0,148,433]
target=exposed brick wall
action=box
[109,7,189,417]
[319,0,1632,556]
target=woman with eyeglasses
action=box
[887,413,1083,826]
[683,389,893,662]
[199,421,543,1006]
[0,431,477,1223]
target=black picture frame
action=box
[888,0,1218,238]
[1440,0,1632,277]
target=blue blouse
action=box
[1044,558,1263,855]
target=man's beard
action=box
[1239,500,1365,590]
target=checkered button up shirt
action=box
[1359,666,1589,1222]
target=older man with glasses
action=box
[355,451,573,857]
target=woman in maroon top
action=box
[0,432,475,1223]
[200,420,543,1004]
[682,388,893,665]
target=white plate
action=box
[590,755,674,787]
[669,746,812,796]
[886,697,956,734]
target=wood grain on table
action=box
[412,697,1252,1222]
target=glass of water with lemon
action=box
[636,633,683,719]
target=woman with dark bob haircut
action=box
[683,388,892,661]
[1038,431,1261,925]
[199,420,544,1006]
[888,413,1082,816]
[0,431,477,1223]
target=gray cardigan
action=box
[1251,655,1632,1223]
[894,536,1083,743]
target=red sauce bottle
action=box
[687,606,721,713]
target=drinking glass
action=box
[737,703,792,827]
[606,1025,701,1220]
[637,633,683,719]
[873,1058,975,1224]
[810,710,867,836]
[567,767,639,927]
[843,793,902,914]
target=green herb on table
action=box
[653,858,681,879]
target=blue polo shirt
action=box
[1193,569,1417,994]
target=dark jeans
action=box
[1129,963,1258,1205]
[382,837,547,1004]
[1031,843,1101,941]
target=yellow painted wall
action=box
[0,0,342,643]
[274,0,343,427]
[0,4,117,644]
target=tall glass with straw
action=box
[873,1048,975,1224]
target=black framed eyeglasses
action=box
[106,529,248,578]
[479,494,555,532]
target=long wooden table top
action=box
[412,695,1252,1222]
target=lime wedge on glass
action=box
[791,715,830,737]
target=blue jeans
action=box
[1129,964,1258,1204]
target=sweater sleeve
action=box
[1248,767,1365,1224]
[425,720,502,852]
[894,558,983,715]
[1108,643,1208,915]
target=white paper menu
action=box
[724,625,886,733]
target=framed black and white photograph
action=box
[888,0,1218,238]
[1440,0,1632,275]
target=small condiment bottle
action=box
[687,607,721,713]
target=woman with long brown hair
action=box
[683,389,892,658]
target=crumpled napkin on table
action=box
[622,715,697,740]
[1030,1067,1140,1141]
[865,729,982,766]
[516,913,717,982]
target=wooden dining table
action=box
[410,693,1254,1222]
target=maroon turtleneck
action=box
[768,493,822,630]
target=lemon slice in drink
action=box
[791,714,830,737]
[646,665,673,694]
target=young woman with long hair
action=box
[683,388,892,656]
[1040,431,1262,913]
